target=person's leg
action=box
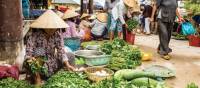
[157,20,171,56]
[116,20,123,39]
[109,16,117,41]
[145,17,151,34]
[166,22,174,53]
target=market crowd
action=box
[14,0,200,85]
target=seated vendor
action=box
[23,10,77,85]
[62,10,80,38]
[90,13,108,40]
[79,13,92,41]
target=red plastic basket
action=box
[188,35,200,47]
[126,30,135,45]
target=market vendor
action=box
[109,0,135,40]
[24,10,76,85]
[62,10,80,38]
[150,0,184,60]
[79,13,92,41]
[90,13,108,40]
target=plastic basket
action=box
[188,35,200,47]
[64,37,81,51]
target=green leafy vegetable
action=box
[101,38,142,71]
[42,70,91,88]
[126,18,139,31]
[0,78,33,88]
[24,56,48,75]
[187,82,199,88]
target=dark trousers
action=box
[158,19,173,55]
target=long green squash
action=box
[114,69,157,80]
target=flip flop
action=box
[161,55,171,60]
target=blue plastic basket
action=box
[64,37,81,51]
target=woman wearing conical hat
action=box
[79,13,92,41]
[109,0,137,40]
[90,13,108,40]
[62,9,80,38]
[24,10,76,85]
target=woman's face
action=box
[44,29,57,35]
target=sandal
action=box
[161,55,171,60]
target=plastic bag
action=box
[181,22,196,35]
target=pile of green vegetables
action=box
[172,32,187,40]
[187,82,199,88]
[0,78,33,88]
[101,38,142,71]
[126,18,139,31]
[184,1,200,15]
[42,70,91,88]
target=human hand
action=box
[178,17,185,23]
[149,18,154,22]
[125,23,128,28]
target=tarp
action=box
[52,0,80,5]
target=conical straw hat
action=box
[62,10,79,20]
[123,0,138,8]
[89,14,97,20]
[56,11,64,17]
[81,13,90,19]
[96,13,108,23]
[30,10,69,29]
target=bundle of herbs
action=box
[101,38,142,71]
[126,18,139,31]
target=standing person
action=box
[150,0,184,60]
[104,0,119,29]
[143,1,153,35]
[109,0,135,40]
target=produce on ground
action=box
[42,70,91,88]
[114,69,156,80]
[101,38,142,70]
[187,82,199,88]
[142,52,153,61]
[143,65,176,78]
[131,77,169,88]
[175,34,187,40]
[75,57,85,65]
[92,70,109,77]
[0,78,33,88]
[81,41,107,49]
[126,18,139,31]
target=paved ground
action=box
[135,34,200,88]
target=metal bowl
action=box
[74,50,111,66]
[74,50,104,57]
[86,45,100,50]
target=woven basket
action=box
[85,67,114,82]
[64,37,81,51]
